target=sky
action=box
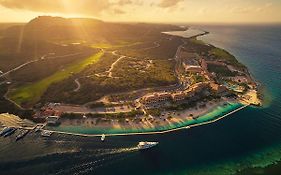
[0,0,281,24]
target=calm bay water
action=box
[0,25,281,175]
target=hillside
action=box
[1,16,184,108]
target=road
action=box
[0,59,40,78]
[94,50,127,79]
[73,78,81,92]
[0,52,84,78]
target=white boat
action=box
[16,129,29,141]
[41,130,53,137]
[101,134,105,141]
[137,142,158,150]
[0,127,9,136]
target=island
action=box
[0,16,262,136]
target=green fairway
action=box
[91,41,142,49]
[9,51,104,106]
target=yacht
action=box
[41,130,53,137]
[101,134,105,142]
[3,127,16,137]
[137,142,158,150]
[16,129,29,141]
[0,127,10,136]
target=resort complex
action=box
[0,16,261,137]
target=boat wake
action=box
[54,146,139,175]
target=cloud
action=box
[158,0,184,8]
[0,0,130,16]
[113,8,126,14]
[116,0,133,6]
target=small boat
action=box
[101,134,105,142]
[41,130,53,137]
[0,127,10,136]
[185,126,191,129]
[16,129,29,141]
[34,127,41,133]
[137,142,158,150]
[3,127,17,137]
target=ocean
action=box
[0,24,281,175]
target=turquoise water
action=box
[47,102,242,135]
[0,25,281,175]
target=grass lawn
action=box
[91,41,141,49]
[9,50,104,106]
[190,38,205,45]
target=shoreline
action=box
[1,27,260,138]
[44,103,249,137]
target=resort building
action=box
[172,92,187,102]
[190,82,209,92]
[228,76,249,84]
[182,59,202,73]
[141,92,171,105]
[210,83,228,94]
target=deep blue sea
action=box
[0,25,281,175]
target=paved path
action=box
[73,78,81,92]
[94,51,127,78]
[107,51,126,78]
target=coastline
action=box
[45,101,247,137]
[1,27,259,138]
[43,28,259,137]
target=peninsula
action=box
[0,16,262,136]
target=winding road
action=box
[0,52,84,78]
[73,79,81,92]
[94,50,127,79]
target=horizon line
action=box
[0,15,281,25]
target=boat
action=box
[33,124,44,133]
[185,126,191,129]
[41,130,53,137]
[16,129,29,141]
[3,127,17,137]
[101,134,105,142]
[137,142,159,150]
[0,127,11,136]
[34,127,41,133]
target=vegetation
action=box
[165,101,197,111]
[60,110,144,119]
[0,84,34,121]
[191,73,206,84]
[40,36,179,105]
[0,16,250,113]
[210,48,245,68]
[9,51,104,106]
[10,51,94,83]
[147,109,161,117]
[207,64,237,77]
[92,41,141,49]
